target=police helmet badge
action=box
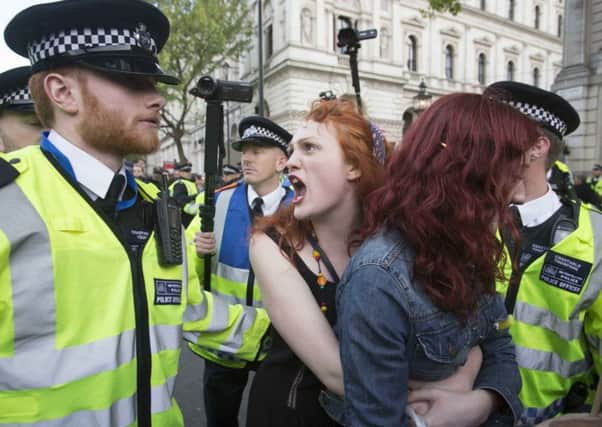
[134,23,157,55]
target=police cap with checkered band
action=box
[4,0,179,85]
[0,66,34,113]
[232,116,292,155]
[487,81,580,139]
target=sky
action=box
[0,1,54,71]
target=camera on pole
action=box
[337,28,377,54]
[190,76,253,103]
[335,18,377,111]
[189,75,253,291]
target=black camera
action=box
[337,27,377,52]
[190,76,253,103]
[319,90,336,101]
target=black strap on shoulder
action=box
[0,157,20,188]
[503,200,580,315]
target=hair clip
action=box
[370,122,386,165]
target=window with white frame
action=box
[407,35,418,71]
[478,53,486,85]
[445,45,454,80]
[507,60,515,80]
[533,67,540,87]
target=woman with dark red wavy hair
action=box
[337,91,535,426]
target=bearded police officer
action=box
[489,81,602,425]
[0,66,43,152]
[0,1,269,426]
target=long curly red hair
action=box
[254,98,392,254]
[362,91,538,317]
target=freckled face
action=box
[286,121,355,220]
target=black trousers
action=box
[203,360,253,427]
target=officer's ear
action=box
[275,151,287,173]
[526,136,550,164]
[44,71,80,116]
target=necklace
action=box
[307,233,340,314]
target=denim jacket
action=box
[335,227,522,427]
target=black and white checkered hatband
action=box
[242,125,288,150]
[0,87,32,107]
[505,100,568,137]
[26,25,158,65]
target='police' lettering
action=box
[154,279,182,305]
[539,251,592,295]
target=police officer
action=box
[187,116,294,427]
[169,161,198,226]
[222,163,242,186]
[587,164,602,198]
[0,66,43,152]
[488,81,602,425]
[0,1,268,426]
[548,159,577,202]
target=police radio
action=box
[154,174,183,266]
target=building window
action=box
[558,14,563,37]
[480,0,486,10]
[402,111,413,136]
[264,24,273,59]
[380,27,391,59]
[508,0,515,20]
[533,67,540,87]
[445,45,454,80]
[478,53,486,85]
[407,35,418,71]
[534,5,541,29]
[263,1,273,60]
[507,61,515,81]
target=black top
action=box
[246,232,342,427]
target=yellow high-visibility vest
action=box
[0,146,269,426]
[497,202,602,425]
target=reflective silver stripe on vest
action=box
[586,333,601,355]
[15,376,177,426]
[516,345,593,378]
[0,323,180,391]
[514,301,583,341]
[216,262,250,286]
[182,292,209,324]
[573,209,602,315]
[216,294,259,354]
[211,291,264,309]
[0,182,55,355]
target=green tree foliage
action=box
[154,0,253,163]
[424,0,462,17]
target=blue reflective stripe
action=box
[39,133,75,179]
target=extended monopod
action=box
[190,76,253,291]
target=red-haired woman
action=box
[245,98,390,426]
[245,99,482,426]
[337,92,532,426]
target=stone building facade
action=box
[553,0,602,174]
[150,0,564,172]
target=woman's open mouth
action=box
[289,174,306,205]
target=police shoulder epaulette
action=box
[216,181,240,193]
[0,157,20,188]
